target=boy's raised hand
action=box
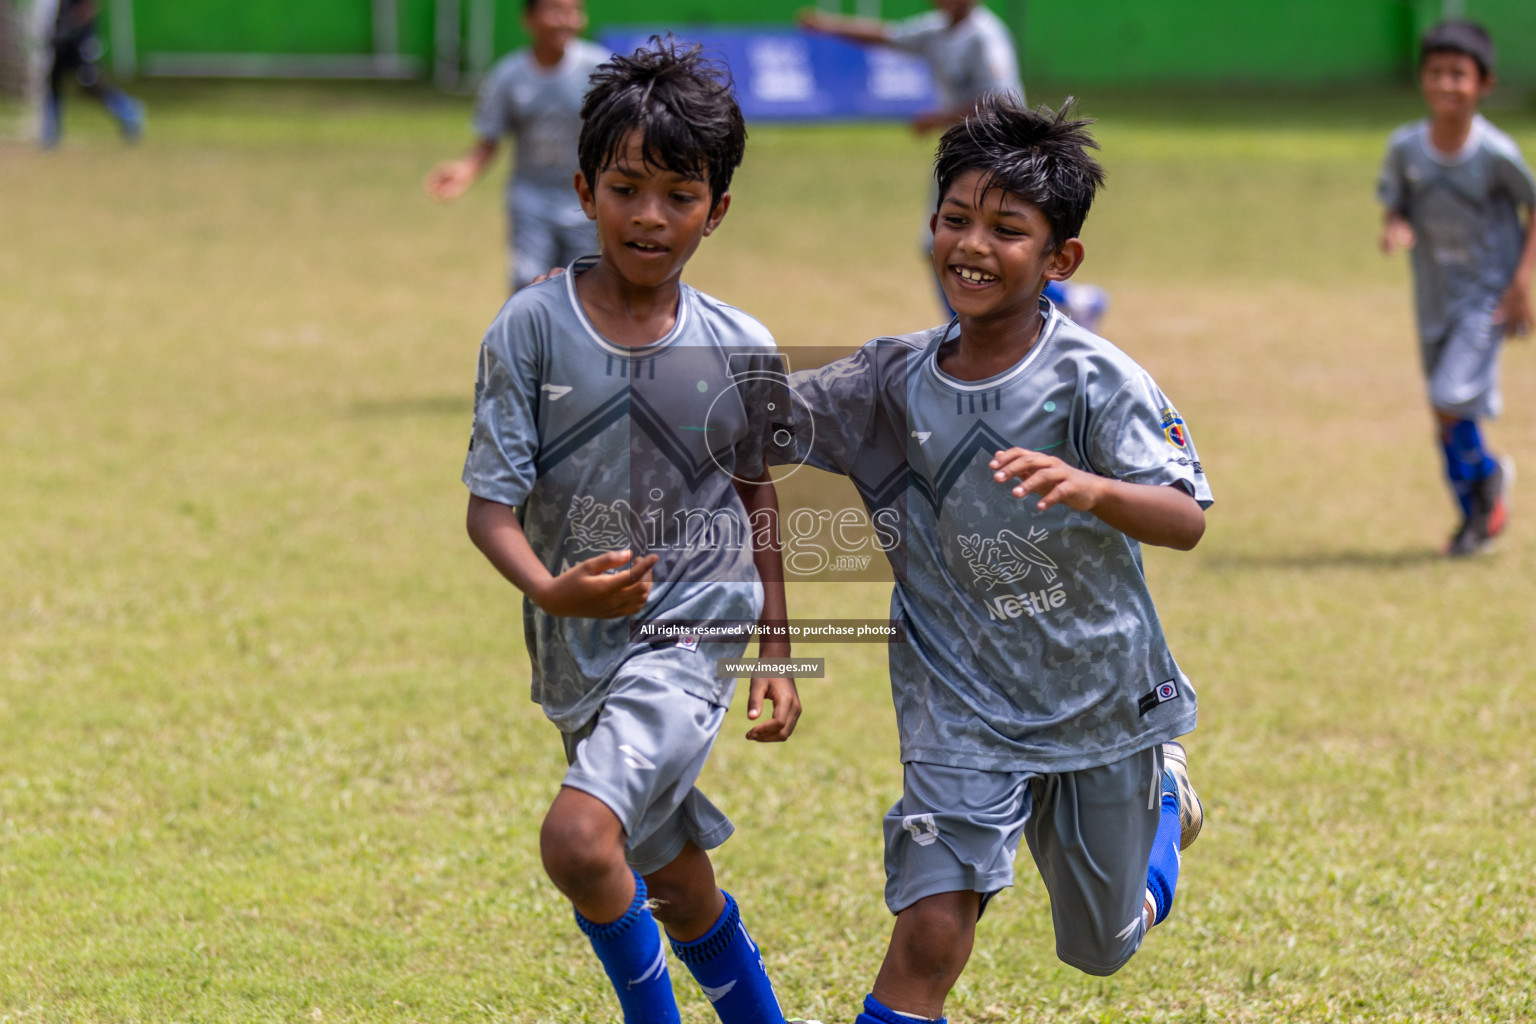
[990,448,1105,512]
[744,675,801,742]
[534,549,659,618]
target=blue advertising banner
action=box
[599,27,937,122]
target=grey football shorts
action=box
[560,655,736,877]
[508,187,599,292]
[1422,306,1504,420]
[883,745,1165,976]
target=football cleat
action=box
[1446,456,1513,557]
[1162,741,1203,851]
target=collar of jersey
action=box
[1419,114,1487,166]
[562,254,691,359]
[924,298,1060,394]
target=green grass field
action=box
[3,81,1535,1022]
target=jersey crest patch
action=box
[1161,409,1188,448]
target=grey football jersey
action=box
[1378,115,1536,341]
[781,304,1210,773]
[887,6,1021,108]
[473,41,609,196]
[463,258,782,731]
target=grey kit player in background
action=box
[424,0,606,291]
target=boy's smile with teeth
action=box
[954,265,998,285]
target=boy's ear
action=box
[1043,238,1086,283]
[574,170,598,221]
[702,192,732,237]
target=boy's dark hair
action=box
[578,36,747,203]
[934,93,1104,247]
[1419,20,1495,79]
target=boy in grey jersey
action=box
[1378,20,1536,556]
[463,41,812,1024]
[425,0,607,291]
[774,97,1208,1024]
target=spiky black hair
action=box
[578,36,746,203]
[933,93,1105,247]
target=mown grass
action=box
[1,80,1534,1021]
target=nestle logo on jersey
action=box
[984,582,1067,621]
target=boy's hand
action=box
[990,448,1106,512]
[1494,282,1534,338]
[744,675,801,742]
[423,159,477,201]
[528,266,567,286]
[1380,214,1415,255]
[796,8,830,31]
[533,549,658,618]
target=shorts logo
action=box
[902,813,940,847]
[676,635,699,652]
[1161,409,1188,448]
[618,744,656,770]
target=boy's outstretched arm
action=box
[466,494,658,617]
[1494,206,1536,337]
[796,8,891,46]
[424,138,497,201]
[733,470,802,743]
[990,449,1206,550]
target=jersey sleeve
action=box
[885,11,944,57]
[1377,133,1409,214]
[1084,372,1213,509]
[1494,145,1536,209]
[731,351,792,481]
[462,311,542,507]
[779,344,883,477]
[471,61,514,142]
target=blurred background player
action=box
[1378,20,1536,556]
[423,0,606,292]
[39,0,143,148]
[798,0,1108,331]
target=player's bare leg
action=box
[539,785,634,920]
[869,890,982,1019]
[644,841,727,941]
[541,785,683,1022]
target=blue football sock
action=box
[670,891,784,1024]
[1443,419,1498,516]
[575,872,681,1024]
[856,993,944,1024]
[1145,780,1183,926]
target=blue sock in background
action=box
[1443,419,1498,517]
[1145,775,1183,926]
[575,871,680,1024]
[670,891,784,1024]
[857,992,944,1024]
